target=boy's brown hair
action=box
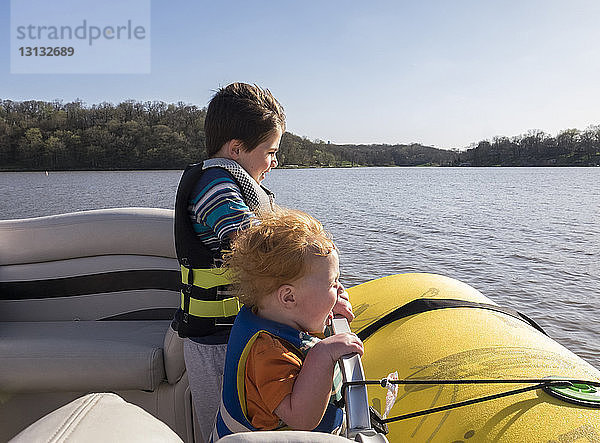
[205,83,286,157]
[224,208,336,308]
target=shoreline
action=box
[2,164,599,173]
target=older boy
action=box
[211,209,363,440]
[172,83,353,441]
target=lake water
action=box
[1,167,599,368]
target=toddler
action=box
[211,208,363,440]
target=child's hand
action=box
[332,286,354,322]
[276,331,363,430]
[315,332,364,364]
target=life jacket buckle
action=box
[183,284,193,295]
[183,312,189,323]
[181,257,190,267]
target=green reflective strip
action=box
[181,265,234,289]
[185,295,241,318]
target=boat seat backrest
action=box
[0,208,180,321]
[1,207,177,264]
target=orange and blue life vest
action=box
[210,306,344,441]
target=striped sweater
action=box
[188,166,257,257]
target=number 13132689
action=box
[19,47,75,56]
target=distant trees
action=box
[325,143,456,167]
[1,98,598,170]
[0,99,205,170]
[457,128,600,166]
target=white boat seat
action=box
[0,320,171,393]
[9,392,183,443]
[0,209,193,441]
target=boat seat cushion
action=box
[9,392,183,443]
[0,320,170,393]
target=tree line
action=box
[0,99,205,170]
[456,129,600,166]
[1,99,598,170]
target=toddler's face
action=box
[293,250,342,334]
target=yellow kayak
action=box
[347,273,600,443]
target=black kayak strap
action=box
[356,298,546,341]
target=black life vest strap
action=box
[181,260,193,324]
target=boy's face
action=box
[292,250,341,334]
[236,128,282,183]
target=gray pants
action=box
[184,339,227,443]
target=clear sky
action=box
[2,0,600,149]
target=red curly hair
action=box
[223,208,336,308]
